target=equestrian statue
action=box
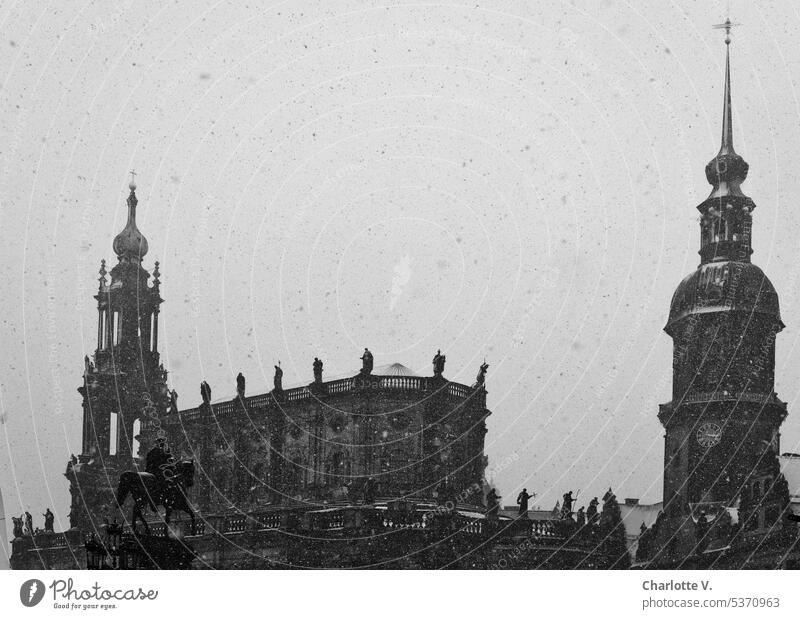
[115,439,196,536]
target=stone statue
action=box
[576,506,586,527]
[200,381,212,404]
[516,488,534,516]
[475,361,489,386]
[11,516,23,539]
[360,348,374,375]
[24,511,33,536]
[236,372,246,398]
[587,497,599,525]
[432,349,446,376]
[362,477,376,505]
[313,357,323,383]
[636,522,653,563]
[43,508,54,533]
[169,389,179,413]
[274,363,283,391]
[68,508,78,530]
[486,488,501,520]
[436,478,455,507]
[561,491,575,518]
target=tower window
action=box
[98,310,107,349]
[150,312,157,351]
[112,311,122,346]
[109,412,119,456]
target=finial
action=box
[713,17,737,45]
[712,16,740,155]
[129,169,137,191]
[153,260,161,286]
[98,259,107,290]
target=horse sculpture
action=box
[115,460,196,536]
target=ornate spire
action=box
[719,33,734,156]
[112,178,149,262]
[705,19,748,199]
[97,259,107,292]
[152,260,161,291]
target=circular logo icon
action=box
[20,579,46,607]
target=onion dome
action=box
[666,261,781,335]
[112,182,149,262]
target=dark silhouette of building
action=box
[14,23,800,571]
[65,180,171,534]
[640,28,798,567]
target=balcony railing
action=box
[174,374,479,423]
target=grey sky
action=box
[2,0,800,539]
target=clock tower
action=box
[657,31,789,547]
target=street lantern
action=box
[84,535,104,570]
[118,536,141,570]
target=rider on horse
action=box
[145,439,174,481]
[117,439,196,535]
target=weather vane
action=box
[713,17,740,45]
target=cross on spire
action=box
[713,17,740,45]
[129,169,137,190]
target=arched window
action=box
[112,311,122,346]
[109,412,119,456]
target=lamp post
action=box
[85,521,135,569]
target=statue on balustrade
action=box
[635,522,653,563]
[475,361,489,387]
[200,381,212,404]
[587,497,599,526]
[11,516,23,539]
[24,512,33,536]
[516,488,535,516]
[236,372,246,398]
[43,508,54,533]
[576,506,586,527]
[313,357,324,383]
[361,348,374,375]
[274,363,283,391]
[561,491,575,518]
[436,477,456,508]
[432,350,446,376]
[362,477,376,505]
[486,488,501,520]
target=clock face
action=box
[697,422,722,448]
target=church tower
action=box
[657,26,789,555]
[66,179,172,529]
